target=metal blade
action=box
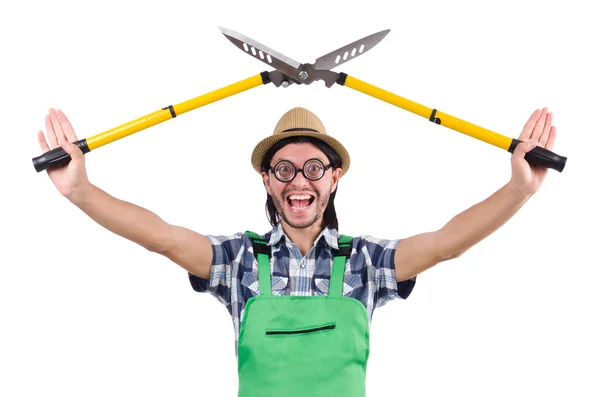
[313,29,390,70]
[219,26,301,78]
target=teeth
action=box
[288,194,313,200]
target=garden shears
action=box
[32,26,567,173]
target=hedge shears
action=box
[32,26,567,173]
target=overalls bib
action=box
[237,232,370,397]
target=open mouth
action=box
[286,194,315,211]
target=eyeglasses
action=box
[269,158,333,183]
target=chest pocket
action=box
[240,247,291,297]
[314,272,363,297]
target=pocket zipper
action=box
[266,323,336,335]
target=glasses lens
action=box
[275,161,295,181]
[304,159,324,180]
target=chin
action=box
[283,212,321,229]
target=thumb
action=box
[513,139,536,158]
[60,140,84,159]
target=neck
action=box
[281,221,324,256]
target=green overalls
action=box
[237,232,370,397]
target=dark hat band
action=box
[282,128,320,133]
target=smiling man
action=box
[38,105,557,397]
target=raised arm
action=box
[37,108,212,279]
[393,108,557,282]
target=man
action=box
[37,105,557,397]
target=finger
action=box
[519,108,541,140]
[38,130,51,153]
[49,108,67,144]
[530,107,548,141]
[45,114,58,148]
[546,126,557,151]
[56,109,78,141]
[538,112,553,147]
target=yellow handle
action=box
[341,74,513,150]
[86,74,265,150]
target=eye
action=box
[305,160,324,178]
[275,161,295,178]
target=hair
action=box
[260,136,343,230]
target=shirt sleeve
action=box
[188,233,246,308]
[360,236,416,308]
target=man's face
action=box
[262,142,342,230]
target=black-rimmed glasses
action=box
[269,158,332,183]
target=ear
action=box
[261,171,273,195]
[330,167,342,193]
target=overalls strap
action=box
[246,231,272,296]
[329,234,353,297]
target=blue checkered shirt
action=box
[188,222,416,356]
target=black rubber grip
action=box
[508,138,567,172]
[32,139,90,172]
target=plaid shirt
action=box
[188,222,416,357]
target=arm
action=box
[38,108,212,280]
[394,108,558,282]
[393,182,530,281]
[68,184,213,279]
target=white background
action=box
[2,0,598,396]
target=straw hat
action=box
[251,107,351,176]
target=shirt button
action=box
[300,263,305,268]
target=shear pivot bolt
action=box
[299,71,308,80]
[282,81,290,88]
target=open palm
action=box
[37,108,89,198]
[510,107,557,196]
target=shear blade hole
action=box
[335,55,341,64]
[243,43,249,52]
[351,48,357,57]
[259,50,264,60]
[267,54,272,63]
[251,47,257,56]
[359,44,365,53]
[343,51,349,60]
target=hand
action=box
[509,107,557,196]
[37,108,90,199]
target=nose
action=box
[290,169,311,186]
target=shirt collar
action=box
[267,222,339,250]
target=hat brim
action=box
[251,130,350,177]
